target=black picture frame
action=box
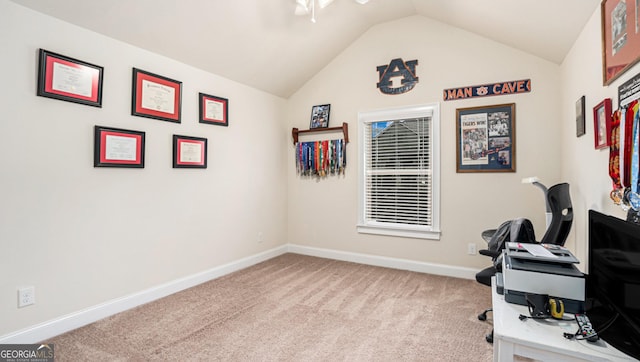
[131,68,182,123]
[310,104,331,129]
[199,92,229,127]
[456,103,516,173]
[94,126,145,168]
[37,49,104,107]
[576,95,586,137]
[173,135,208,169]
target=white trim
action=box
[1,243,480,344]
[356,224,441,239]
[287,244,479,280]
[357,102,441,239]
[0,245,288,344]
[358,104,435,123]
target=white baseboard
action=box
[1,243,481,344]
[0,245,288,344]
[287,244,481,280]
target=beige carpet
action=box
[45,253,494,361]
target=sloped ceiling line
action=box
[10,0,599,98]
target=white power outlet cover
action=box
[18,286,35,308]
[467,243,477,255]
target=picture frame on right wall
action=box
[593,98,612,149]
[576,95,586,137]
[601,0,640,85]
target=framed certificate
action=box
[94,126,145,168]
[173,135,207,168]
[199,93,229,126]
[37,49,104,107]
[131,68,182,123]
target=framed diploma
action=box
[131,68,182,123]
[199,93,229,126]
[173,135,207,169]
[455,103,516,173]
[94,126,145,168]
[37,49,104,107]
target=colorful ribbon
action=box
[295,139,346,177]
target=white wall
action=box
[287,15,564,270]
[0,0,288,337]
[561,7,640,268]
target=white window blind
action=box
[365,118,431,225]
[358,104,440,239]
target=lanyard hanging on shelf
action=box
[294,139,346,177]
[629,103,640,210]
[610,109,623,204]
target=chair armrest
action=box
[479,249,501,258]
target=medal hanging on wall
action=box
[629,102,640,210]
[295,139,346,177]
[621,102,637,209]
[610,100,640,211]
[610,109,623,205]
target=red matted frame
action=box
[199,92,229,126]
[131,68,182,123]
[593,98,613,149]
[37,49,103,107]
[173,135,207,169]
[94,126,145,168]
[602,0,640,85]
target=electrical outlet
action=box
[257,232,264,243]
[467,243,477,255]
[18,286,35,308]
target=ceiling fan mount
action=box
[295,0,370,22]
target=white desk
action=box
[491,278,635,361]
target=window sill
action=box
[357,224,441,240]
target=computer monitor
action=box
[587,209,640,359]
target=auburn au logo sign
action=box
[376,58,419,95]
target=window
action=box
[358,103,440,239]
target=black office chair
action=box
[475,218,536,343]
[475,182,573,343]
[538,183,573,247]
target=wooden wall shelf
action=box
[291,122,349,145]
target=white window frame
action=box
[357,103,441,240]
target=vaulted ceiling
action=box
[10,0,600,98]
